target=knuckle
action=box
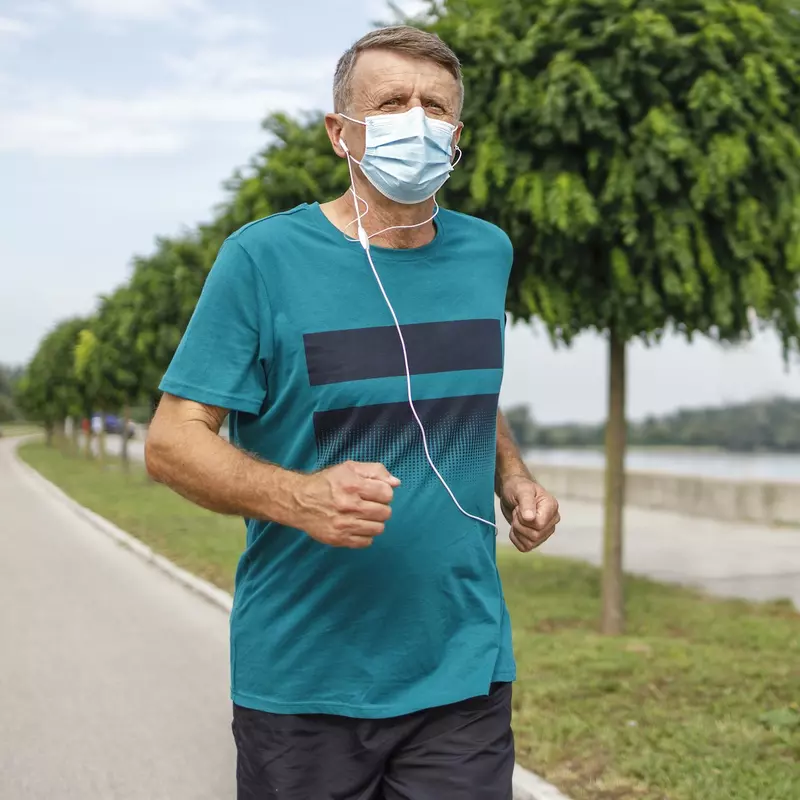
[333,493,358,513]
[332,516,350,533]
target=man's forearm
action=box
[495,411,533,495]
[146,421,302,525]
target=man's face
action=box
[327,48,463,162]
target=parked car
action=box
[92,414,136,439]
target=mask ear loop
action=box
[340,137,370,243]
[452,145,463,167]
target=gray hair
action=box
[333,26,464,115]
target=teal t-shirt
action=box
[160,202,516,718]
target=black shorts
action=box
[232,682,515,800]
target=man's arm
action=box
[495,411,560,552]
[145,393,399,549]
[495,411,534,495]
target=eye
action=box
[425,100,446,113]
[381,97,402,109]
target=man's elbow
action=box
[144,423,170,483]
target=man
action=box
[146,25,560,800]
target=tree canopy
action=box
[430,0,800,347]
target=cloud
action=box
[191,10,270,41]
[0,15,34,37]
[0,44,333,157]
[0,0,332,159]
[366,0,431,20]
[70,0,203,22]
[69,0,270,44]
[0,85,318,157]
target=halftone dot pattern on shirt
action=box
[313,394,499,484]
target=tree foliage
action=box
[0,364,23,423]
[15,318,87,427]
[429,0,800,346]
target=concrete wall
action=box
[532,465,800,528]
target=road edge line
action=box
[12,438,571,800]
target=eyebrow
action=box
[375,88,452,108]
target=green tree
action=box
[213,112,348,239]
[127,234,210,413]
[77,288,148,467]
[16,319,88,446]
[0,364,23,423]
[429,0,800,632]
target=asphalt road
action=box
[0,438,235,800]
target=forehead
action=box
[349,48,460,103]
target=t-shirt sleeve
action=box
[159,237,271,415]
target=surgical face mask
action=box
[339,106,460,205]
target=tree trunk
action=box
[602,330,627,635]
[71,417,80,455]
[83,419,93,459]
[121,404,130,472]
[98,412,107,465]
[54,419,66,451]
[45,422,54,448]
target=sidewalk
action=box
[497,497,800,608]
[0,438,234,799]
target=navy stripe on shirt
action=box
[303,319,502,387]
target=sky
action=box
[1,0,799,424]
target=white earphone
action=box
[338,137,497,531]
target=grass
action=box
[19,441,800,800]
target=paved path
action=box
[0,438,234,799]
[496,498,800,608]
[106,432,800,608]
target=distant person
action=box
[146,26,560,800]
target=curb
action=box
[512,766,573,800]
[12,438,571,800]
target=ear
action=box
[453,121,464,148]
[324,112,347,159]
[451,121,464,163]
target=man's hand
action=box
[499,475,560,554]
[292,461,400,549]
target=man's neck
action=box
[323,183,437,250]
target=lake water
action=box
[525,447,800,483]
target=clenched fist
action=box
[291,461,400,549]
